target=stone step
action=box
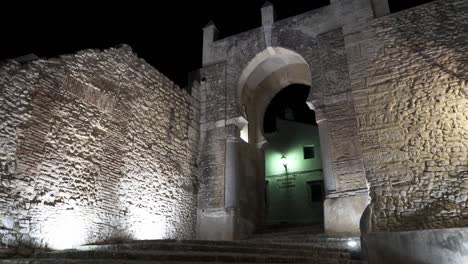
[5,249,367,264]
[76,242,351,259]
[82,239,349,252]
[246,236,361,251]
[248,233,326,240]
[246,226,360,252]
[0,239,366,264]
[248,236,359,241]
[254,224,324,235]
[247,237,360,245]
[248,228,353,241]
[34,249,360,262]
[1,260,367,264]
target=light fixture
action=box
[40,208,88,250]
[347,240,358,248]
[281,155,287,171]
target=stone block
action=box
[196,208,237,240]
[364,227,468,264]
[324,193,369,235]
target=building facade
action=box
[264,118,324,225]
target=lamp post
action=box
[281,155,287,173]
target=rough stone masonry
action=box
[0,45,199,248]
[0,1,467,261]
[352,0,468,232]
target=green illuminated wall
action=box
[264,119,323,225]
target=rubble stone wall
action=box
[0,45,198,248]
[352,0,468,231]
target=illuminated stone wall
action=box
[350,0,468,231]
[0,45,198,248]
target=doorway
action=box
[262,84,324,226]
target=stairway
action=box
[0,238,366,264]
[247,223,324,241]
[246,224,361,252]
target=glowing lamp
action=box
[347,240,358,248]
[281,155,287,171]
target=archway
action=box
[237,47,328,230]
[237,47,313,145]
[263,84,324,226]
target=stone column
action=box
[225,135,240,208]
[256,141,267,228]
[316,119,337,194]
[371,0,390,18]
[202,21,219,67]
[261,1,275,47]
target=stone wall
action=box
[352,0,468,231]
[0,45,198,248]
[197,63,228,211]
[196,56,263,238]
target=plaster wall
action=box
[264,119,323,224]
[265,120,322,176]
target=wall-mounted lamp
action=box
[281,155,287,172]
[347,240,358,248]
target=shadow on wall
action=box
[390,0,468,228]
[390,1,468,82]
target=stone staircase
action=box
[245,224,362,252]
[0,238,366,263]
[246,224,324,241]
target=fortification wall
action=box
[0,45,199,248]
[352,0,468,231]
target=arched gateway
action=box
[197,18,370,238]
[237,47,312,144]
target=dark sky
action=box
[0,0,431,87]
[0,1,328,87]
[264,84,316,133]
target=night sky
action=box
[0,0,431,87]
[264,84,317,133]
[0,1,328,87]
